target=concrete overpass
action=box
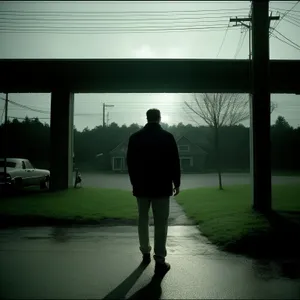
[0,1,299,212]
[0,59,299,94]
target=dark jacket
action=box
[126,123,181,198]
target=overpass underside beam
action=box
[0,59,299,94]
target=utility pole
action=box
[230,7,279,212]
[102,103,114,127]
[3,93,8,188]
[106,112,110,126]
[230,15,280,59]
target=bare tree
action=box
[270,101,278,114]
[185,93,277,190]
[185,93,250,190]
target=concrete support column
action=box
[50,91,74,191]
[250,1,272,212]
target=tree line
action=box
[0,115,299,173]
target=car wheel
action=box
[40,176,50,190]
[14,177,23,191]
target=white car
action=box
[0,158,50,190]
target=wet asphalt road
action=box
[0,226,299,299]
[80,173,300,190]
[1,174,299,298]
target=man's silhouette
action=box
[126,109,181,275]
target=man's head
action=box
[146,109,161,123]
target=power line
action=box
[0,8,251,15]
[272,28,300,50]
[0,97,49,114]
[0,20,231,31]
[272,1,300,30]
[0,25,238,34]
[8,96,300,116]
[0,8,250,33]
[271,7,300,15]
[2,95,299,112]
[0,11,251,19]
[270,9,300,28]
[2,101,257,110]
[5,109,194,116]
[0,16,251,31]
[270,9,300,21]
[0,97,107,116]
[271,33,300,51]
[234,29,247,58]
[229,11,281,57]
[6,106,193,112]
[0,23,231,30]
[282,16,300,28]
[0,100,203,113]
[285,10,300,18]
[285,13,300,23]
[0,97,192,107]
[6,115,110,120]
[0,6,250,35]
[7,116,49,120]
[0,15,237,22]
[216,22,230,58]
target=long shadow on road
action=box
[102,262,148,300]
[128,275,164,300]
[102,262,165,300]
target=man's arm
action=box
[126,135,137,187]
[170,134,181,190]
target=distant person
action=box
[126,108,181,275]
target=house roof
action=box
[110,140,128,154]
[176,135,207,154]
[175,135,190,143]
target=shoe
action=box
[154,262,171,275]
[142,253,151,264]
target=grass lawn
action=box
[0,188,138,226]
[176,184,300,258]
[272,171,300,177]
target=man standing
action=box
[126,109,181,275]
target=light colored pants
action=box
[137,197,170,263]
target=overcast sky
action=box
[0,1,299,130]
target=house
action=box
[110,135,207,173]
[110,141,129,172]
[176,136,207,172]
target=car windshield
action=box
[0,161,17,168]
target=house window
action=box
[178,145,190,152]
